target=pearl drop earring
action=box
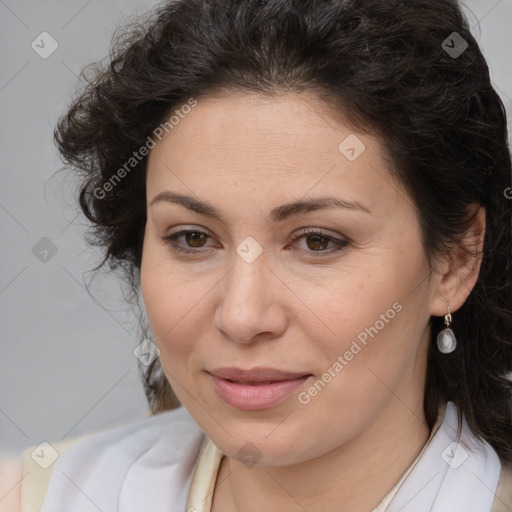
[437,306,457,354]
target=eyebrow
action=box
[150,191,371,223]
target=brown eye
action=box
[184,231,208,248]
[305,233,330,251]
[162,229,213,254]
[289,229,349,257]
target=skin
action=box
[141,91,485,512]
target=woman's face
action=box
[141,91,440,465]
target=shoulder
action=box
[20,406,205,512]
[492,463,512,512]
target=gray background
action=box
[1,0,511,457]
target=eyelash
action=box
[161,228,349,258]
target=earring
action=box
[437,306,457,354]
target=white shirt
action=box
[40,402,501,512]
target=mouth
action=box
[207,367,313,410]
[208,366,311,382]
[224,379,275,385]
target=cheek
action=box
[140,236,212,372]
[140,238,183,345]
[302,252,429,379]
[301,269,399,350]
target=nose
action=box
[213,247,287,344]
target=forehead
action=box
[145,91,399,216]
[153,93,335,163]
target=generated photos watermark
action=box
[93,97,198,200]
[298,301,403,405]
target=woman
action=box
[10,0,512,510]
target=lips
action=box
[208,367,313,410]
[227,380,273,385]
[208,367,311,383]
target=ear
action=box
[430,205,486,316]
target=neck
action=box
[213,400,431,512]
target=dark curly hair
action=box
[54,0,512,463]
